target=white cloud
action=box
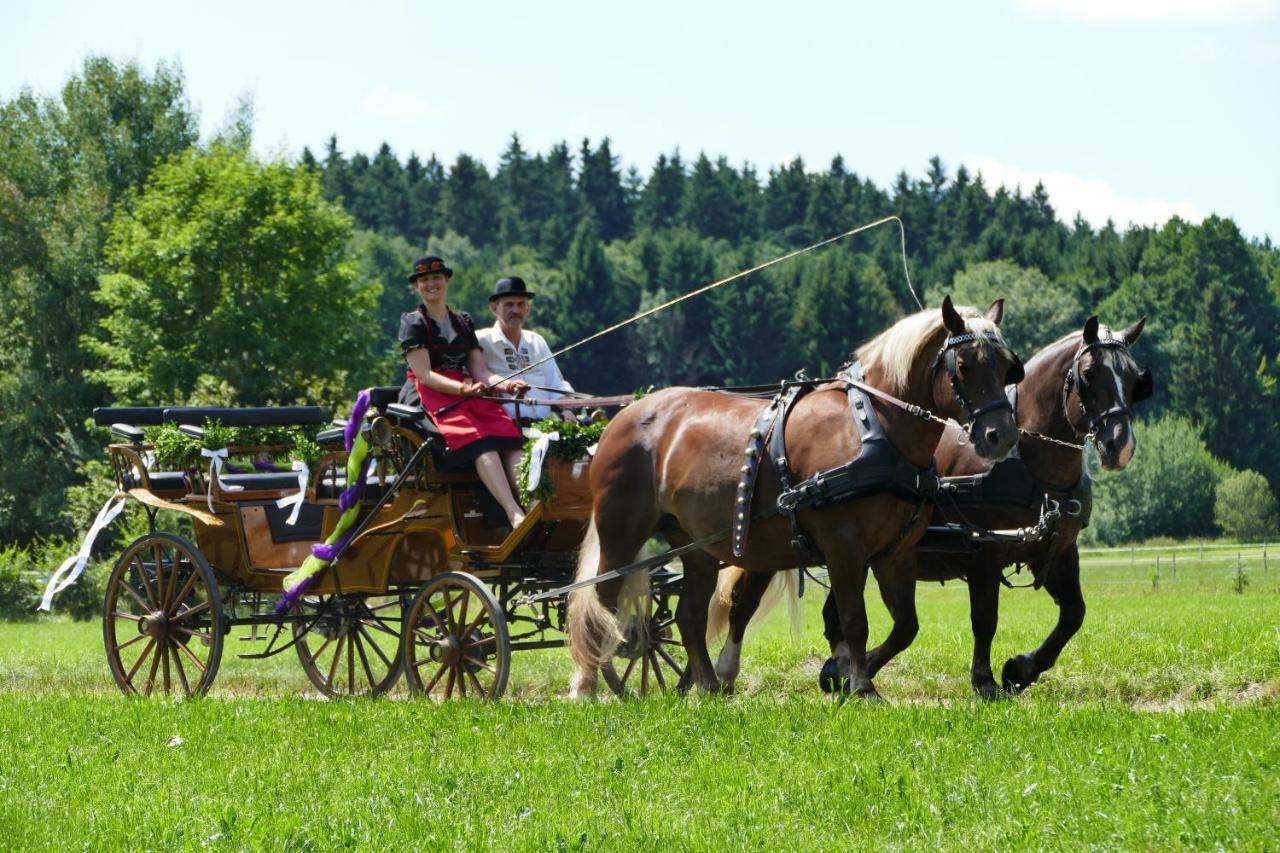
[356,85,439,123]
[1016,0,1279,23]
[968,157,1204,229]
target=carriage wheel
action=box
[103,533,224,697]
[402,572,510,700]
[293,594,406,697]
[605,591,688,697]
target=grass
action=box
[0,546,1277,849]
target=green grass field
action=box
[1,545,1277,849]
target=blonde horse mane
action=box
[855,305,1008,397]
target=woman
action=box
[398,255,530,527]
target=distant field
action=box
[0,544,1277,848]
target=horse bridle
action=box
[1061,336,1153,439]
[934,332,1023,437]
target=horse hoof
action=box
[1000,654,1038,694]
[853,684,884,703]
[972,679,1002,702]
[818,658,843,694]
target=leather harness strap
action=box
[732,362,941,569]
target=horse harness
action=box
[1062,330,1152,438]
[731,361,941,567]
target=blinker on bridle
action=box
[1062,336,1148,440]
[933,332,1020,437]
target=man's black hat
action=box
[489,276,536,301]
[408,255,453,282]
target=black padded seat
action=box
[315,475,389,501]
[218,472,308,491]
[161,406,328,427]
[315,426,346,446]
[368,386,400,410]
[121,471,189,492]
[95,406,190,427]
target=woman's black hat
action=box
[489,276,535,301]
[408,255,453,282]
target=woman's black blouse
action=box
[398,306,479,373]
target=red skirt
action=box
[410,369,522,451]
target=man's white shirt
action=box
[477,323,575,421]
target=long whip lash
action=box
[493,215,920,388]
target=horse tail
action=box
[706,568,804,646]
[706,565,745,646]
[566,518,650,673]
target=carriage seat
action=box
[121,470,189,493]
[383,403,475,474]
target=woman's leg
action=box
[475,450,525,527]
[500,448,523,498]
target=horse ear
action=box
[1120,316,1147,345]
[985,298,1005,327]
[1083,315,1100,344]
[941,295,966,335]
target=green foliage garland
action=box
[146,421,325,470]
[516,418,607,503]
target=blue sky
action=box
[3,0,1278,240]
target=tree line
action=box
[1,56,1277,558]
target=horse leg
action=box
[674,550,722,694]
[967,569,1001,700]
[827,559,878,699]
[1001,546,1085,693]
[715,569,775,693]
[567,509,659,700]
[818,591,845,693]
[865,556,919,679]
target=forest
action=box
[2,56,1278,589]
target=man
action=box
[476,276,577,424]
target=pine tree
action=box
[638,151,685,230]
[578,137,631,241]
[443,153,498,246]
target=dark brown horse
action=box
[566,297,1023,699]
[716,315,1152,698]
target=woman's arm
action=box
[407,349,480,396]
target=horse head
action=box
[1064,315,1153,470]
[933,295,1022,461]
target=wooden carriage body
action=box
[89,388,622,700]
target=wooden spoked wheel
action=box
[605,594,687,697]
[293,594,405,697]
[403,572,510,700]
[103,533,224,697]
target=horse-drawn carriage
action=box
[89,387,682,699]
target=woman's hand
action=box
[459,378,487,398]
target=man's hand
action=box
[498,379,531,397]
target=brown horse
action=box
[717,315,1152,698]
[566,297,1023,699]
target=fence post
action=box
[1234,552,1246,594]
[1200,541,1204,560]
[1153,556,1160,590]
[1172,553,1177,579]
[1131,546,1135,567]
[1264,542,1269,574]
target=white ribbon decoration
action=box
[200,447,243,513]
[525,428,560,493]
[274,460,310,525]
[39,494,128,611]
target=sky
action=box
[3,0,1278,241]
